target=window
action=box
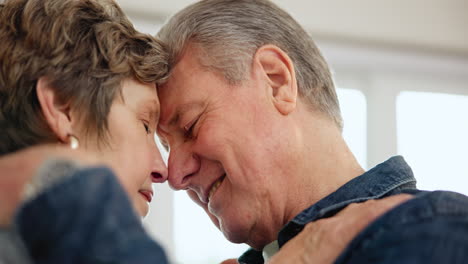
[173,193,248,264]
[337,88,367,168]
[397,91,468,195]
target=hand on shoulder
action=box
[267,194,413,264]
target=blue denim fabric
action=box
[336,191,468,264]
[239,156,468,263]
[15,167,168,264]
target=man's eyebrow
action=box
[167,102,204,127]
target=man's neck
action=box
[249,108,364,250]
[283,114,365,225]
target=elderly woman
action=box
[0,0,170,263]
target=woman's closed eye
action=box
[143,121,152,134]
[138,105,157,135]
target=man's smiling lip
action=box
[201,174,226,204]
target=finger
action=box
[268,195,414,264]
[328,194,414,243]
[268,254,303,264]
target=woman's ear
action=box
[253,45,298,115]
[36,77,73,143]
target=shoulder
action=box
[336,191,468,264]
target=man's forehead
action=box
[159,45,201,90]
[157,65,188,103]
[157,47,210,129]
[157,81,177,116]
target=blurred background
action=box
[114,1,468,263]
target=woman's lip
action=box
[139,190,153,203]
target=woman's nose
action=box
[151,149,168,183]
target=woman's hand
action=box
[267,194,413,264]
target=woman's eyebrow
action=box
[139,99,160,123]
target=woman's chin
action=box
[134,200,150,218]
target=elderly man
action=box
[156,0,468,263]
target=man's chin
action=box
[210,205,264,247]
[219,218,251,244]
[220,219,276,250]
[222,229,248,244]
[223,231,267,250]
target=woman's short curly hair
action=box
[0,0,169,155]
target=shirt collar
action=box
[278,156,416,247]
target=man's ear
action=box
[253,45,298,115]
[36,77,73,143]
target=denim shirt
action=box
[15,164,169,264]
[239,156,468,263]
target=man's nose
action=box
[151,148,168,183]
[167,145,200,190]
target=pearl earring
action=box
[68,134,80,150]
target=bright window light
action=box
[397,91,468,195]
[337,88,367,169]
[173,191,248,264]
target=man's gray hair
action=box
[158,0,343,129]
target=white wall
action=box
[117,0,468,56]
